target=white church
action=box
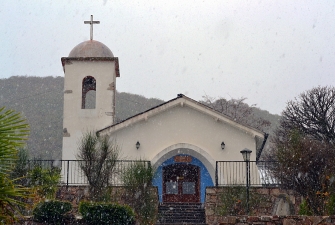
[61,16,268,203]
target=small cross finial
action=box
[84,15,100,40]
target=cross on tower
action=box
[84,15,100,40]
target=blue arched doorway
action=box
[152,154,214,203]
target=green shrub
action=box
[299,199,312,216]
[326,194,335,215]
[217,186,268,216]
[79,201,135,225]
[33,200,72,224]
[77,132,120,201]
[11,148,30,186]
[29,165,61,199]
[122,161,157,224]
[217,186,246,216]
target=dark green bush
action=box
[217,186,268,216]
[121,161,157,224]
[299,199,312,216]
[79,201,135,225]
[326,194,335,215]
[33,200,72,224]
[29,165,61,199]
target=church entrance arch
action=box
[163,163,200,203]
[152,144,215,203]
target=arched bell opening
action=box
[82,76,96,109]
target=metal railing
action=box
[25,159,151,187]
[17,160,280,187]
[215,161,280,187]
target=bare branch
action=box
[280,86,335,143]
[201,96,270,131]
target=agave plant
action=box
[0,106,30,223]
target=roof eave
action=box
[98,94,266,138]
[61,57,120,77]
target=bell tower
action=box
[61,15,120,160]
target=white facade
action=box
[61,38,267,203]
[98,95,266,184]
[61,40,120,160]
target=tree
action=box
[280,86,335,143]
[269,86,335,215]
[270,130,335,215]
[0,107,30,223]
[77,131,120,200]
[11,148,29,186]
[202,95,271,131]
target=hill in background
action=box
[0,76,280,159]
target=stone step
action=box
[158,209,204,213]
[157,203,206,225]
[159,213,204,218]
[157,224,207,225]
[159,212,204,216]
[159,207,203,210]
[158,219,206,223]
[159,204,203,209]
[157,222,206,224]
[158,214,205,219]
[157,219,206,223]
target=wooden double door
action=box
[163,164,200,203]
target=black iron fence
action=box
[13,160,279,187]
[25,160,151,187]
[215,161,280,187]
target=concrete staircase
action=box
[157,203,206,225]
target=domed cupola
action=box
[68,40,114,58]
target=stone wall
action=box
[206,187,303,225]
[210,215,335,225]
[56,185,158,214]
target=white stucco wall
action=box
[101,103,262,183]
[62,60,117,160]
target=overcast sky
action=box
[1,0,335,115]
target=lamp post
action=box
[240,148,252,215]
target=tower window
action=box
[82,76,96,109]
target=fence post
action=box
[215,161,218,186]
[149,161,152,188]
[66,160,69,188]
[106,161,109,186]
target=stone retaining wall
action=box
[212,215,335,225]
[15,215,335,225]
[55,185,158,214]
[14,186,335,224]
[206,187,303,224]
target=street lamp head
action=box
[136,141,140,149]
[240,148,252,161]
[221,141,225,150]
